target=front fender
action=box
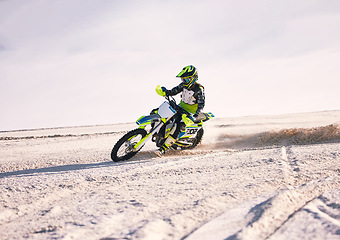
[136,114,161,126]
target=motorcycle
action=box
[110,93,214,162]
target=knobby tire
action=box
[111,129,147,162]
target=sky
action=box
[1,0,340,131]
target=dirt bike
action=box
[110,95,214,162]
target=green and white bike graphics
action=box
[111,95,214,162]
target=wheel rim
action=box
[116,134,143,158]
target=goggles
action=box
[181,76,195,84]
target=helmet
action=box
[176,65,198,88]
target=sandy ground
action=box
[0,110,340,240]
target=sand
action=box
[0,110,339,239]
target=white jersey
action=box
[181,88,196,105]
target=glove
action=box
[156,85,167,97]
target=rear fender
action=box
[198,112,215,122]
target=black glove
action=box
[161,87,168,96]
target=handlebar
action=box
[165,95,178,110]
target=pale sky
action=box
[1,0,340,131]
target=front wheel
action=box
[111,129,147,162]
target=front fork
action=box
[133,120,165,151]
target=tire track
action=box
[268,188,340,240]
[186,176,340,240]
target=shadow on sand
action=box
[0,151,158,178]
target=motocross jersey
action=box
[165,82,205,115]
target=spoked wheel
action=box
[175,128,204,150]
[111,129,147,162]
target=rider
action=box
[155,65,205,156]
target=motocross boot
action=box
[154,135,176,157]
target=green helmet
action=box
[176,65,198,88]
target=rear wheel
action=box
[187,128,204,149]
[176,128,204,150]
[111,129,147,162]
